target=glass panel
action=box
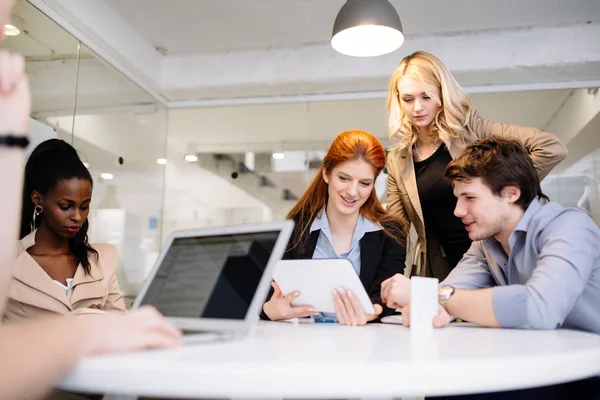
[162,146,282,241]
[53,44,168,301]
[543,151,600,225]
[1,0,79,151]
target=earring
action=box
[30,205,43,233]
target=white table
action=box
[58,321,600,399]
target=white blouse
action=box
[53,278,74,292]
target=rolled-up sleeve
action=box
[493,211,599,330]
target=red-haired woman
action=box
[262,130,408,326]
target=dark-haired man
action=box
[382,136,600,334]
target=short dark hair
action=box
[443,137,549,210]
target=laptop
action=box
[132,220,294,342]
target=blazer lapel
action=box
[68,258,106,305]
[398,147,425,226]
[359,233,379,290]
[11,250,72,311]
[295,230,319,259]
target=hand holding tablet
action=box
[272,259,375,314]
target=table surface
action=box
[58,321,600,398]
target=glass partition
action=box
[4,2,168,302]
[1,0,78,151]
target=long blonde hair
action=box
[386,51,471,151]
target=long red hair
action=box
[287,130,408,251]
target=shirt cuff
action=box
[492,285,528,328]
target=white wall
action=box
[26,118,57,158]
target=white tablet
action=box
[272,259,375,314]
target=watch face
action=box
[441,286,453,295]
[439,286,454,302]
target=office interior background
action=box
[3,0,600,298]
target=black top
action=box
[260,219,407,321]
[414,144,472,268]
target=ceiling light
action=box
[156,158,167,165]
[184,154,198,162]
[3,24,20,36]
[331,0,404,57]
[272,152,285,160]
[100,173,113,180]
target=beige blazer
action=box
[386,108,568,280]
[3,230,127,323]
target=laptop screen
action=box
[138,230,280,320]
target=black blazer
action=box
[260,219,407,320]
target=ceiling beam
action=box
[162,23,600,104]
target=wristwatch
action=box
[438,285,455,306]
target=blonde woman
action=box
[385,51,567,280]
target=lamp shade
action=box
[331,0,404,57]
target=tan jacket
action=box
[386,108,568,280]
[3,230,127,323]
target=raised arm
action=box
[468,108,568,180]
[0,51,30,314]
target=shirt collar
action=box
[310,209,329,233]
[513,197,546,234]
[19,229,37,253]
[309,208,382,234]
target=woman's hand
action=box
[332,288,382,326]
[263,282,316,320]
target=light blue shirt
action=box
[310,209,382,320]
[310,209,382,275]
[442,197,600,334]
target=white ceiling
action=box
[17,0,600,106]
[104,0,600,55]
[4,0,79,56]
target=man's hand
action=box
[263,282,316,320]
[381,273,412,308]
[0,50,30,134]
[332,288,382,326]
[402,303,453,328]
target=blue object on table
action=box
[313,315,338,323]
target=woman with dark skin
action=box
[0,2,178,396]
[4,139,127,321]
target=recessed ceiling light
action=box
[156,158,167,165]
[272,152,285,160]
[100,173,113,180]
[3,24,20,36]
[184,154,198,162]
